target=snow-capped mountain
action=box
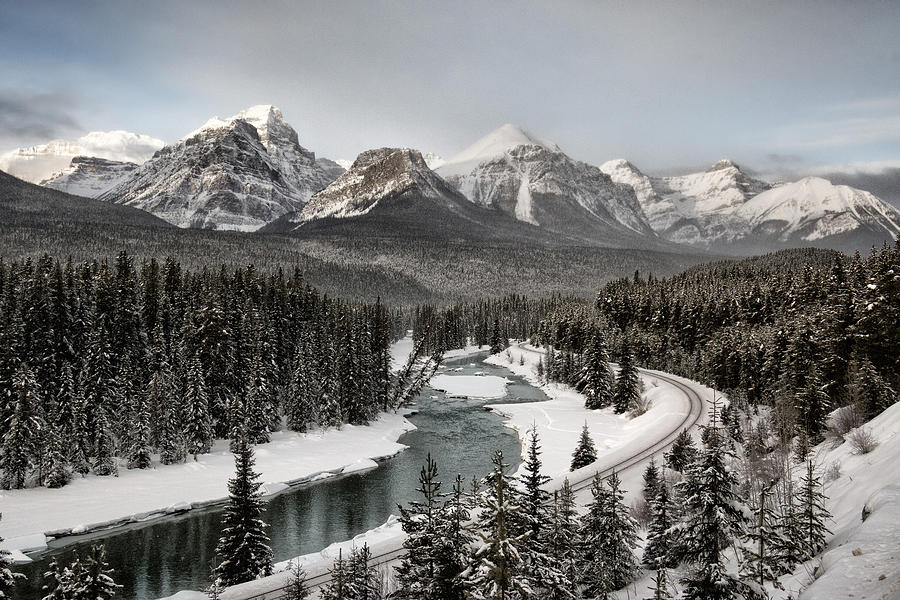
[0,131,164,185]
[40,156,139,198]
[436,125,656,246]
[601,159,899,252]
[103,105,337,231]
[736,177,900,243]
[264,147,568,244]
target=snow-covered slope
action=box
[737,176,900,242]
[0,131,164,185]
[102,105,336,231]
[437,125,656,246]
[40,156,139,198]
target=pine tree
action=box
[214,441,273,587]
[570,422,597,471]
[466,450,531,600]
[184,356,213,459]
[1,365,43,489]
[670,426,752,600]
[545,481,579,600]
[642,457,661,507]
[43,421,71,488]
[152,362,186,466]
[665,429,697,473]
[126,388,152,470]
[71,546,121,600]
[580,332,615,409]
[740,482,784,590]
[0,514,23,599]
[644,567,674,600]
[643,483,676,569]
[434,475,473,600]
[92,407,118,477]
[283,560,309,600]
[797,460,831,561]
[579,471,640,595]
[347,544,382,600]
[320,549,349,600]
[794,365,829,442]
[613,348,640,414]
[489,319,505,355]
[395,454,444,600]
[847,355,894,419]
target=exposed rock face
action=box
[601,159,900,252]
[437,125,656,246]
[41,156,139,198]
[102,105,336,231]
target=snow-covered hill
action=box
[40,156,139,198]
[0,131,164,185]
[437,125,656,245]
[102,105,337,231]
[601,159,899,252]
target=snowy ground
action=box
[0,413,415,562]
[429,374,510,399]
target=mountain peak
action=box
[706,158,740,172]
[184,104,292,142]
[443,123,561,167]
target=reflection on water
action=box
[15,352,547,600]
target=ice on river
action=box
[429,374,511,399]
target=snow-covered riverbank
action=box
[0,413,416,561]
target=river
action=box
[15,351,547,600]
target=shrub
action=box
[848,427,878,455]
[829,403,866,442]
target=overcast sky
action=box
[2,0,899,176]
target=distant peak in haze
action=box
[706,158,740,172]
[445,123,561,166]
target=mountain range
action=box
[2,105,898,254]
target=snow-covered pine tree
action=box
[319,549,348,600]
[395,454,444,600]
[670,425,755,600]
[642,457,662,507]
[434,474,473,600]
[184,355,213,459]
[92,404,118,476]
[466,450,531,600]
[580,332,615,409]
[545,481,579,600]
[643,482,676,569]
[43,420,71,488]
[0,514,23,599]
[644,566,674,600]
[612,346,640,414]
[153,361,186,465]
[797,460,831,561]
[793,364,829,442]
[772,490,804,574]
[70,545,121,600]
[125,371,152,470]
[570,422,597,471]
[489,319,505,355]
[518,427,564,596]
[740,482,784,590]
[579,471,640,595]
[213,440,273,587]
[665,429,697,473]
[1,364,43,489]
[847,354,894,419]
[283,560,309,600]
[347,544,382,600]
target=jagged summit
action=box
[706,158,740,172]
[103,105,336,231]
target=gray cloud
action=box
[0,89,82,143]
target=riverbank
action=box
[0,412,416,561]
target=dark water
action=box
[15,352,547,600]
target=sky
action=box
[1,0,899,179]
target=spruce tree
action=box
[797,460,831,561]
[43,421,71,488]
[580,332,614,409]
[670,426,752,600]
[489,319,505,355]
[320,549,348,600]
[71,546,121,600]
[0,514,23,599]
[396,454,444,600]
[126,385,152,470]
[643,483,676,569]
[570,422,597,471]
[644,567,674,600]
[579,471,640,595]
[740,482,784,590]
[283,560,309,600]
[613,347,640,414]
[214,441,273,587]
[1,365,43,489]
[545,481,579,600]
[347,544,381,600]
[794,365,829,442]
[665,429,697,473]
[642,458,661,507]
[466,450,531,600]
[184,356,213,459]
[434,475,473,600]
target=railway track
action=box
[228,351,706,600]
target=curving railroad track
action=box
[225,352,706,600]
